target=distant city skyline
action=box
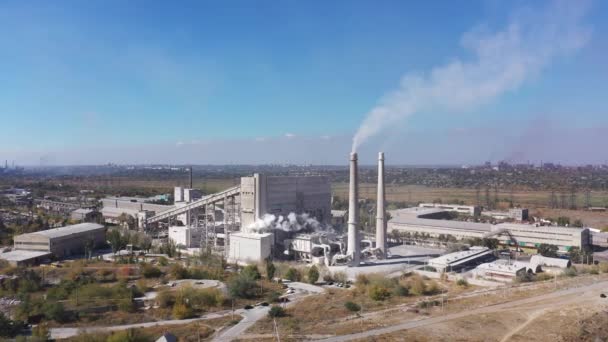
[1,0,606,165]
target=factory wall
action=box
[239,174,331,229]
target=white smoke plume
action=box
[352,1,592,152]
[247,212,328,233]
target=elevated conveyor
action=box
[145,185,241,224]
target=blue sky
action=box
[0,0,606,165]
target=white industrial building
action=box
[388,208,590,252]
[168,226,203,248]
[474,262,527,282]
[227,232,273,265]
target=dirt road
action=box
[316,279,608,342]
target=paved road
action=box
[316,279,608,342]
[212,306,270,341]
[212,281,325,342]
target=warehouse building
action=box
[388,207,590,251]
[12,223,106,258]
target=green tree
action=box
[307,265,320,284]
[572,219,584,228]
[241,265,261,280]
[285,267,301,282]
[482,238,499,250]
[265,258,276,281]
[0,312,25,337]
[538,244,559,258]
[556,216,570,226]
[107,229,124,255]
[42,302,68,323]
[227,273,257,299]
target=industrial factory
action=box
[94,149,594,270]
[95,151,390,267]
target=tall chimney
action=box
[347,152,360,266]
[189,166,193,189]
[376,152,387,259]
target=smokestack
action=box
[376,152,387,259]
[189,166,193,189]
[347,152,360,266]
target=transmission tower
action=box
[585,190,591,209]
[560,192,567,209]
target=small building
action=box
[0,250,52,266]
[228,232,273,265]
[509,208,529,221]
[12,223,106,258]
[475,262,527,282]
[427,246,495,273]
[70,208,102,223]
[168,226,202,248]
[530,255,571,269]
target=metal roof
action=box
[389,216,492,232]
[0,250,52,262]
[17,223,105,239]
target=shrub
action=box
[156,289,175,308]
[355,274,370,287]
[242,265,261,280]
[42,302,68,323]
[106,329,149,342]
[141,264,162,278]
[456,278,469,287]
[172,302,194,319]
[424,280,440,295]
[344,301,361,313]
[563,268,577,277]
[268,305,286,318]
[285,268,301,282]
[393,285,409,297]
[158,257,169,266]
[228,273,258,299]
[307,266,320,284]
[169,264,189,280]
[333,271,348,284]
[368,284,391,301]
[599,262,608,274]
[590,266,600,275]
[118,298,135,313]
[408,276,426,296]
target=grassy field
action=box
[332,183,608,209]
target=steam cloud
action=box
[352,1,591,152]
[247,212,327,233]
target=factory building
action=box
[10,223,106,259]
[388,208,590,251]
[427,247,495,272]
[390,216,492,240]
[493,223,588,252]
[240,174,331,229]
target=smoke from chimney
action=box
[351,1,591,152]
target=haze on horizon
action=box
[1,0,607,166]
